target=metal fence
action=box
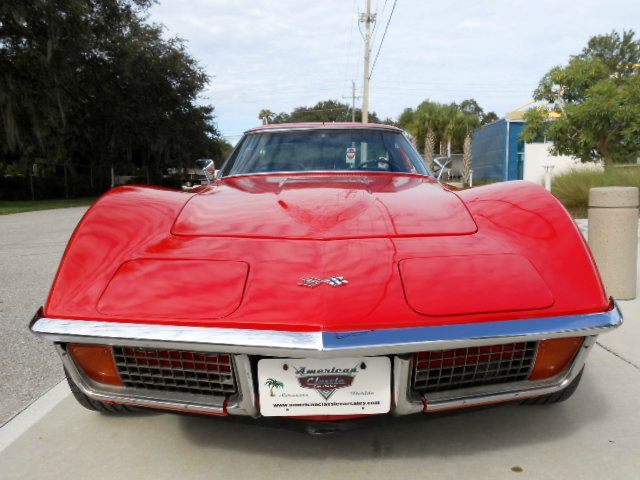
[0,161,205,201]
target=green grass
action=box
[471,178,501,187]
[0,197,96,215]
[552,167,640,218]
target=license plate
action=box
[257,356,391,417]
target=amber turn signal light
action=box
[68,344,123,386]
[529,337,583,381]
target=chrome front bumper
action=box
[31,304,623,417]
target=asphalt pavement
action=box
[0,207,639,479]
[0,207,88,426]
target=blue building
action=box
[472,119,525,181]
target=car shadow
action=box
[176,374,607,460]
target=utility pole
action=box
[360,0,375,123]
[342,80,361,122]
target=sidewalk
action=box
[0,226,639,479]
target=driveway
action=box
[0,207,88,426]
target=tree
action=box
[398,99,484,156]
[459,99,498,125]
[463,132,472,185]
[444,108,480,156]
[423,129,436,169]
[399,101,447,155]
[270,100,380,124]
[580,30,640,72]
[258,109,274,125]
[522,30,640,165]
[219,139,234,159]
[0,0,226,198]
[459,99,483,118]
[482,111,499,125]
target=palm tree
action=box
[424,129,436,170]
[444,109,480,156]
[265,378,284,397]
[400,101,481,159]
[463,131,472,186]
[424,103,451,156]
[258,109,274,125]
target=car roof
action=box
[245,122,403,134]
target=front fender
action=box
[455,181,609,315]
[45,186,193,319]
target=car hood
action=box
[171,174,477,239]
[45,180,609,331]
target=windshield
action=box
[221,129,430,177]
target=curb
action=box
[0,380,70,453]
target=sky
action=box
[149,0,640,143]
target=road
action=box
[0,207,88,426]
[0,208,639,479]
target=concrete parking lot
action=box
[0,207,88,426]
[0,207,639,479]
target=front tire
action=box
[521,368,584,405]
[65,369,139,414]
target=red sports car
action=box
[31,123,621,429]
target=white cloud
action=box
[149,0,640,140]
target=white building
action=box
[523,142,602,183]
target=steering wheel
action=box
[359,159,391,170]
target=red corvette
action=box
[31,123,621,428]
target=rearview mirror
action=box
[196,158,218,184]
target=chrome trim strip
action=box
[32,305,622,358]
[244,125,403,134]
[322,306,621,352]
[226,354,259,417]
[34,318,322,357]
[58,345,227,415]
[392,355,423,416]
[221,170,430,181]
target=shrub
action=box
[552,167,640,218]
[472,178,501,187]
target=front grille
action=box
[113,346,236,396]
[412,341,538,394]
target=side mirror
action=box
[196,158,218,184]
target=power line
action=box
[369,0,397,80]
[370,0,388,47]
[357,10,366,41]
[341,0,359,98]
